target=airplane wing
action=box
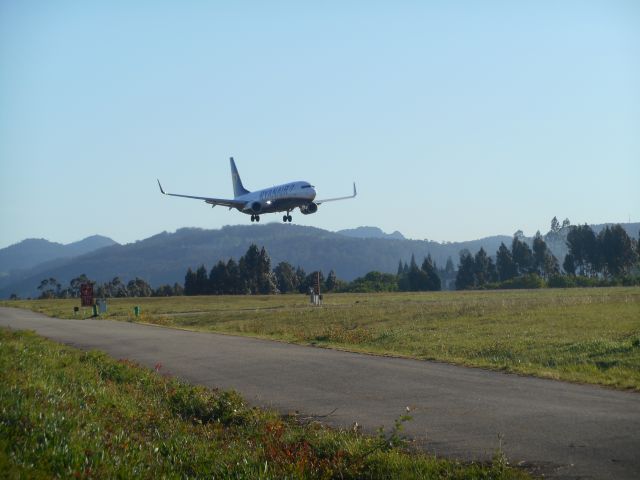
[315,182,357,204]
[157,180,245,209]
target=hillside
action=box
[0,235,118,276]
[0,224,510,298]
[337,226,406,240]
[2,222,637,299]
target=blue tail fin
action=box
[230,157,249,197]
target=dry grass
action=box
[4,287,640,390]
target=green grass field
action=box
[4,287,640,390]
[0,328,528,479]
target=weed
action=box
[0,328,530,479]
[5,287,639,390]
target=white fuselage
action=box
[235,181,317,215]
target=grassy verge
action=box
[3,287,640,390]
[0,328,529,479]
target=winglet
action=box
[314,182,358,204]
[157,179,166,195]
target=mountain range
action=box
[337,226,406,240]
[1,223,637,299]
[0,235,117,278]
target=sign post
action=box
[80,283,94,308]
[309,271,323,306]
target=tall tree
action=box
[543,252,560,277]
[173,283,184,296]
[239,244,261,293]
[597,225,637,277]
[153,284,174,297]
[532,232,546,275]
[532,232,557,278]
[399,253,424,291]
[195,265,209,295]
[127,278,152,297]
[496,243,517,281]
[209,260,228,294]
[99,276,127,298]
[563,254,576,275]
[184,268,196,295]
[37,277,60,299]
[409,254,418,270]
[455,250,476,290]
[473,248,496,285]
[69,274,91,298]
[225,259,243,294]
[325,269,338,291]
[421,255,442,291]
[550,216,560,233]
[511,236,533,275]
[444,257,455,275]
[295,266,307,292]
[274,262,299,294]
[566,225,598,276]
[256,247,278,294]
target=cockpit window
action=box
[301,184,315,189]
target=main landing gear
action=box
[282,212,292,223]
[250,214,260,222]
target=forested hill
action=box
[336,226,406,240]
[0,224,509,298]
[0,235,118,275]
[3,222,638,299]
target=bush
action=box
[343,271,399,293]
[547,274,640,289]
[547,274,576,288]
[168,384,249,426]
[621,275,640,287]
[497,274,545,290]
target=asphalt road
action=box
[1,307,639,479]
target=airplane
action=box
[157,157,356,223]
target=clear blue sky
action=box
[1,1,639,248]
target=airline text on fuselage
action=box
[259,183,297,200]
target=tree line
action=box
[455,223,639,290]
[23,221,639,299]
[25,243,444,300]
[183,244,443,295]
[30,274,183,300]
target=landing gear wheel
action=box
[287,215,292,222]
[255,215,260,222]
[250,215,255,222]
[283,215,287,222]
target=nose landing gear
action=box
[282,212,292,223]
[251,215,260,222]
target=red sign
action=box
[80,283,94,307]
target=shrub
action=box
[168,384,249,426]
[498,274,545,290]
[547,274,576,288]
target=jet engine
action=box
[243,201,262,214]
[299,202,318,215]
